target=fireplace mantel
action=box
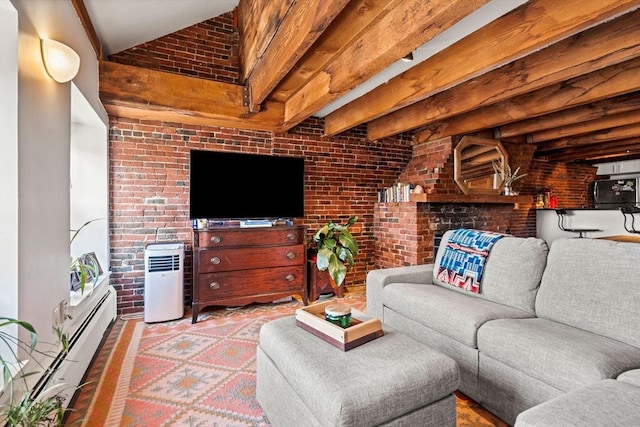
[409,193,531,206]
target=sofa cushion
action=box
[433,230,548,314]
[618,369,640,387]
[366,264,435,321]
[514,379,640,427]
[535,238,640,348]
[383,283,533,348]
[478,317,640,392]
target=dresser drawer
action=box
[198,266,304,299]
[196,227,304,248]
[191,225,308,323]
[197,244,304,273]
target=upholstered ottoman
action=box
[256,315,459,426]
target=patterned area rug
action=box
[65,294,507,426]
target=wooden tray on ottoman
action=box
[295,300,384,351]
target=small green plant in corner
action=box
[311,216,359,288]
[1,318,80,426]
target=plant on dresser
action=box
[191,225,308,323]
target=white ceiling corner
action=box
[84,0,239,55]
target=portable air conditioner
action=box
[144,242,185,323]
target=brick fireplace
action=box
[372,136,534,268]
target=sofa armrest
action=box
[366,264,435,321]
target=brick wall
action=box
[109,117,411,314]
[374,203,516,268]
[398,137,458,194]
[110,13,239,84]
[371,136,597,269]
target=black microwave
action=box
[593,178,639,209]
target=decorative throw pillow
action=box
[436,228,505,293]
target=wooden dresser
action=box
[191,225,308,323]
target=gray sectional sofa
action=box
[367,230,640,426]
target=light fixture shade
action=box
[41,39,80,83]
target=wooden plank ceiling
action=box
[95,0,640,164]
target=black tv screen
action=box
[189,150,305,220]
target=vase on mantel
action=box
[503,185,514,196]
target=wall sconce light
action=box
[41,39,80,83]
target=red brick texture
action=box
[106,13,597,314]
[110,13,240,84]
[109,117,411,314]
[374,203,516,268]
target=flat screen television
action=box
[189,150,305,220]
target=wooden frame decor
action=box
[80,252,103,278]
[454,136,509,195]
[70,269,82,292]
[71,252,103,292]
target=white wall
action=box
[0,0,19,366]
[71,84,109,272]
[537,208,635,246]
[9,0,108,364]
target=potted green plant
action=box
[70,218,104,294]
[311,216,359,289]
[1,318,78,426]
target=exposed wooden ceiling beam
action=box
[282,0,490,130]
[99,61,284,130]
[536,123,640,153]
[70,0,102,59]
[242,0,349,112]
[537,138,640,162]
[269,0,406,103]
[367,9,640,141]
[238,0,294,83]
[528,110,640,144]
[324,0,640,137]
[414,57,640,144]
[495,92,640,138]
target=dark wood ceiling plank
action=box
[536,123,640,152]
[324,0,640,137]
[243,0,350,111]
[269,0,405,103]
[283,0,489,129]
[496,92,640,138]
[367,9,640,141]
[414,57,640,144]
[528,110,640,143]
[537,138,640,162]
[99,61,283,130]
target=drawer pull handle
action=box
[210,235,221,243]
[210,257,221,264]
[285,274,295,282]
[209,282,220,290]
[286,251,296,259]
[286,232,296,241]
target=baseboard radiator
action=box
[30,283,117,408]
